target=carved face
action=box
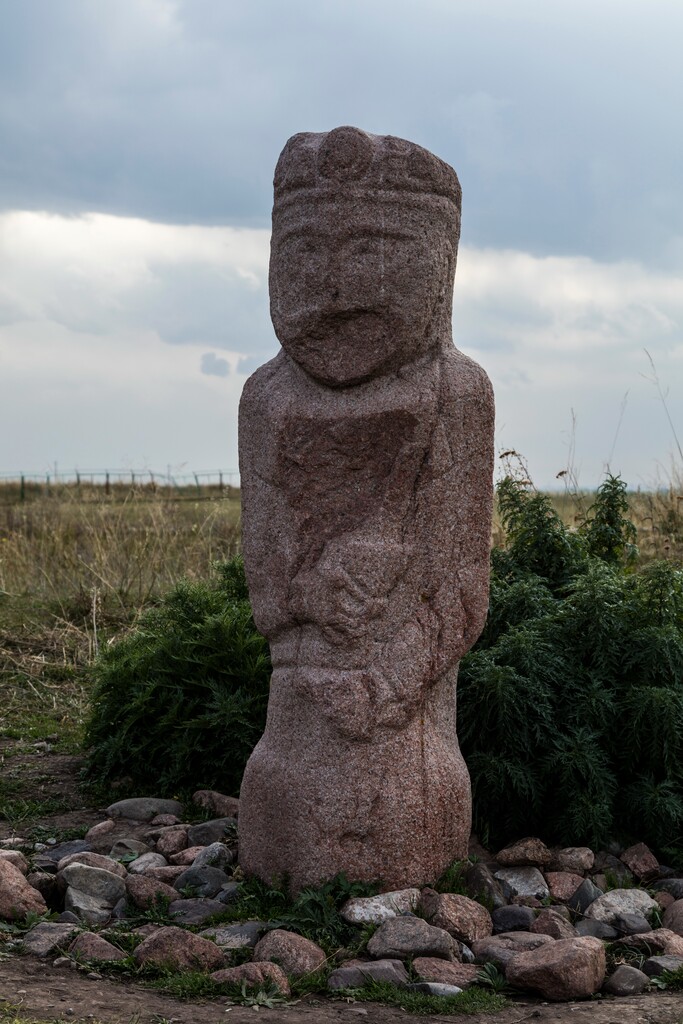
[270,205,453,386]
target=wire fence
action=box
[0,468,240,503]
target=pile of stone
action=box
[1,802,682,1004]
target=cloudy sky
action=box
[2,0,682,489]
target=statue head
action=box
[269,126,462,387]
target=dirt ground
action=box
[1,744,682,1024]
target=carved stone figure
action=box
[238,126,494,891]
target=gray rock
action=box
[64,889,112,926]
[585,888,659,924]
[493,867,548,900]
[656,879,683,900]
[613,912,652,936]
[174,865,231,898]
[60,864,126,906]
[34,840,91,867]
[57,911,80,925]
[367,916,457,961]
[192,843,234,871]
[168,897,225,926]
[465,863,507,910]
[341,889,421,925]
[187,818,237,847]
[128,853,168,875]
[567,878,603,915]
[106,798,184,821]
[643,954,683,976]
[602,964,649,996]
[109,839,152,860]
[575,919,618,940]
[471,931,553,968]
[328,959,409,990]
[461,943,475,963]
[492,905,534,933]
[407,982,463,997]
[201,920,265,948]
[23,922,80,958]
[218,882,240,905]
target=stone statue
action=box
[238,126,494,891]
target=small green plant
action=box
[235,980,288,1007]
[475,962,510,994]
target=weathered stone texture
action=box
[238,125,494,891]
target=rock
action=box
[592,852,634,885]
[193,790,240,819]
[657,879,683,900]
[408,982,463,997]
[662,898,683,936]
[212,961,289,995]
[328,959,409,990]
[529,908,577,939]
[133,925,224,972]
[192,843,234,871]
[506,936,606,1001]
[168,898,225,926]
[201,921,265,948]
[125,875,178,910]
[0,851,29,873]
[612,912,652,936]
[620,842,659,880]
[187,819,236,847]
[254,928,326,976]
[106,798,184,821]
[419,889,492,944]
[23,922,80,957]
[57,853,127,878]
[0,860,48,920]
[84,821,116,842]
[69,933,127,962]
[60,864,126,906]
[495,838,552,867]
[491,905,535,934]
[109,839,151,860]
[656,891,676,911]
[545,871,584,903]
[366,916,458,961]
[64,889,112,926]
[471,931,554,968]
[584,888,659,924]
[35,840,92,867]
[548,847,594,874]
[173,865,231,898]
[341,888,420,925]
[144,866,186,884]
[643,954,683,976]
[574,919,618,940]
[618,928,683,956]
[493,867,549,900]
[218,882,240,905]
[465,863,507,910]
[567,878,604,915]
[412,956,479,989]
[57,911,80,924]
[237,127,494,893]
[127,853,168,875]
[155,828,189,859]
[170,846,206,866]
[149,814,181,826]
[602,963,649,996]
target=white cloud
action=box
[2,209,683,488]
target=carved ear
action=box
[439,240,455,303]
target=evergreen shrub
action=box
[83,557,270,797]
[459,474,683,861]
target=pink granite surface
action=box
[238,126,494,891]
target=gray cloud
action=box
[1,0,683,263]
[200,351,229,377]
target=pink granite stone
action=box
[238,126,494,892]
